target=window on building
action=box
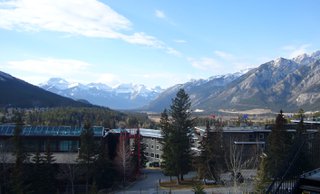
[50,140,58,152]
[151,138,154,140]
[71,141,78,152]
[151,145,154,149]
[151,153,154,157]
[146,144,149,148]
[309,133,315,139]
[145,152,149,156]
[155,154,159,158]
[249,134,255,141]
[156,145,160,150]
[259,133,264,140]
[60,140,70,152]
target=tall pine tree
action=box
[161,89,194,183]
[30,141,57,194]
[11,113,30,194]
[42,141,57,194]
[266,110,291,177]
[292,109,311,176]
[160,109,176,179]
[254,154,270,193]
[94,138,115,190]
[296,109,306,136]
[78,122,97,194]
[198,120,225,181]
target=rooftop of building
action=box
[108,128,162,139]
[0,124,104,137]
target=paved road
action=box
[115,168,197,194]
[115,169,254,194]
[127,169,169,193]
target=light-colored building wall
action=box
[142,137,162,164]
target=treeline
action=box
[0,107,155,128]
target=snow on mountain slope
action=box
[40,79,164,109]
[146,50,320,112]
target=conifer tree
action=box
[160,109,177,179]
[266,110,291,177]
[11,113,30,194]
[30,141,57,194]
[30,146,44,194]
[254,154,270,193]
[78,122,97,194]
[94,138,114,189]
[42,141,57,194]
[161,89,194,183]
[292,109,311,176]
[296,109,306,136]
[198,120,225,181]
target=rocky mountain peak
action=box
[39,79,164,109]
[40,77,70,90]
[87,83,112,91]
[146,50,320,112]
[311,50,320,59]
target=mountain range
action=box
[2,50,320,112]
[0,71,91,108]
[39,79,164,110]
[145,50,320,113]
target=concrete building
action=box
[0,124,104,163]
[126,128,163,166]
[1,122,319,165]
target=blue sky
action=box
[0,0,319,88]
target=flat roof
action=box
[0,124,103,137]
[194,126,270,133]
[234,141,265,145]
[109,128,162,139]
[291,120,320,124]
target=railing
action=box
[266,135,307,194]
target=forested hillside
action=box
[0,71,90,108]
[1,107,155,129]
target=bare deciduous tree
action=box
[226,139,256,193]
[115,132,132,186]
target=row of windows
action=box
[0,139,79,152]
[145,144,160,150]
[145,152,160,158]
[248,133,265,141]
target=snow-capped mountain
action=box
[0,71,89,108]
[39,50,320,112]
[144,71,246,112]
[146,50,320,112]
[39,78,164,110]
